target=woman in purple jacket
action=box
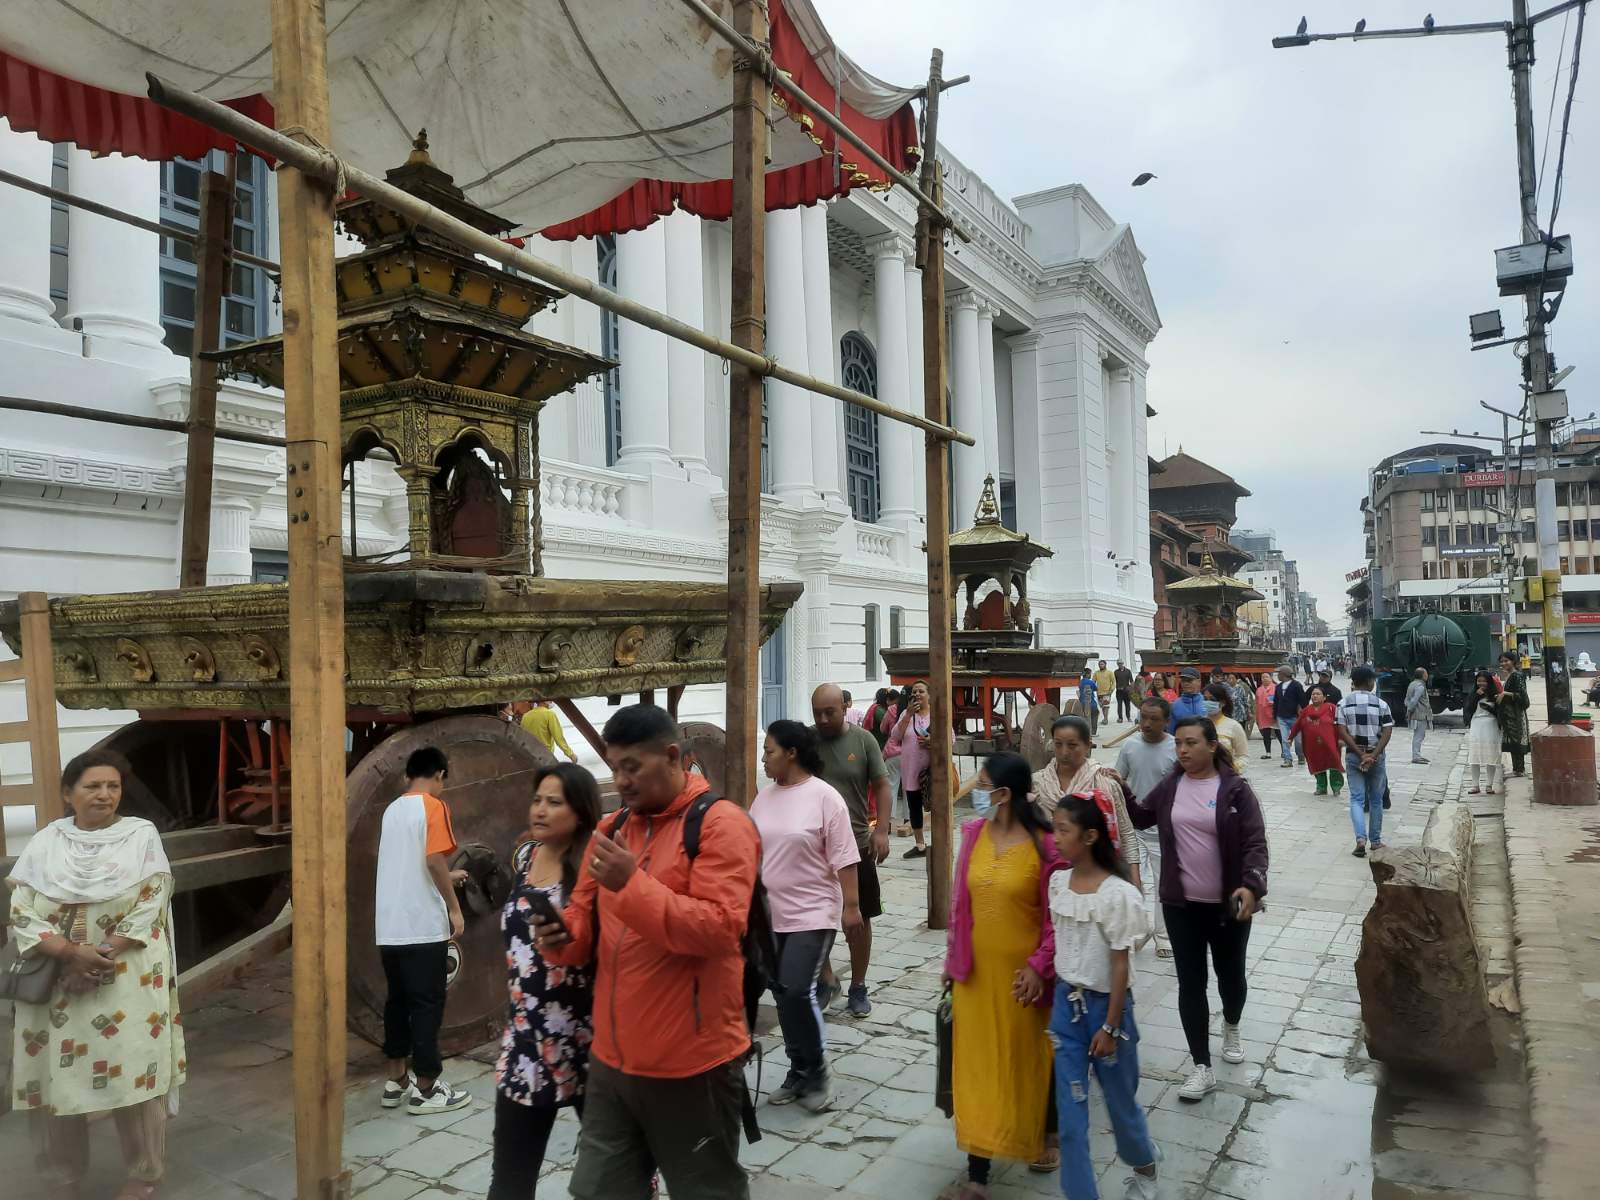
[943,751,1064,1196]
[1124,716,1268,1105]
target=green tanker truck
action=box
[1371,611,1495,726]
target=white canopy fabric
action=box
[0,0,919,232]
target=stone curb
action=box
[1496,751,1600,1200]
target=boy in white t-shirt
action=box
[375,746,471,1114]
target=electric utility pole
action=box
[1509,0,1571,720]
[1275,3,1597,807]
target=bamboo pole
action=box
[725,0,769,808]
[143,75,973,448]
[0,395,286,448]
[269,0,349,1194]
[180,164,236,589]
[917,50,957,931]
[0,166,278,272]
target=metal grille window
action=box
[159,152,272,357]
[864,604,880,676]
[49,144,69,321]
[597,234,622,465]
[840,332,880,523]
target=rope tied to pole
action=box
[277,124,348,197]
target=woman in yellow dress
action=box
[943,751,1063,1198]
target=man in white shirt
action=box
[375,746,471,1114]
[1115,696,1179,957]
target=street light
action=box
[1470,310,1506,341]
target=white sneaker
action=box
[1221,1023,1245,1064]
[1123,1144,1162,1199]
[1177,1063,1215,1101]
[408,1079,471,1115]
[380,1072,414,1108]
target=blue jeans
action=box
[1346,751,1387,844]
[1049,984,1157,1200]
[1277,717,1302,764]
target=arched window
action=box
[598,234,622,465]
[840,332,880,524]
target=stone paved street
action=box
[3,715,1539,1199]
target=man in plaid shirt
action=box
[1335,665,1394,857]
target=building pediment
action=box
[1090,226,1160,333]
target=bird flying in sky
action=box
[1132,172,1157,187]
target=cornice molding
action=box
[0,446,181,499]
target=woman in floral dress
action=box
[489,763,601,1199]
[8,749,185,1200]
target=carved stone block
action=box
[1354,801,1494,1073]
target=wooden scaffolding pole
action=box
[269,0,349,1195]
[179,161,236,589]
[724,0,770,807]
[918,49,956,930]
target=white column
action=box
[950,291,986,523]
[903,259,926,522]
[664,208,711,477]
[867,233,915,523]
[765,207,814,502]
[1108,366,1135,558]
[65,148,165,350]
[567,236,607,467]
[977,300,1001,486]
[0,123,57,325]
[800,203,842,503]
[208,495,256,585]
[614,222,673,470]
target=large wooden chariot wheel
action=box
[1019,702,1060,772]
[677,720,730,797]
[345,714,556,1054]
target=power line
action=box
[1537,8,1572,210]
[1548,0,1588,231]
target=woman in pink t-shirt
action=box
[885,679,934,858]
[1124,716,1268,1107]
[751,720,863,1113]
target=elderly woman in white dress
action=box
[7,749,185,1200]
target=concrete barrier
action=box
[1355,800,1495,1072]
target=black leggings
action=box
[1508,743,1527,773]
[1260,725,1278,753]
[1163,901,1251,1067]
[773,929,836,1082]
[490,1091,583,1199]
[1116,692,1133,722]
[907,788,925,832]
[967,1074,1056,1182]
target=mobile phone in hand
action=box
[525,888,569,940]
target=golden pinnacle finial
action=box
[407,128,432,166]
[973,474,1002,526]
[1198,549,1219,575]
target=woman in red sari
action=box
[1288,684,1343,795]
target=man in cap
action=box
[1166,666,1209,731]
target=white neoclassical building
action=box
[0,119,1160,769]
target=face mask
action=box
[1203,700,1221,717]
[971,787,994,817]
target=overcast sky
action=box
[812,0,1599,630]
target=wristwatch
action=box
[1100,1023,1128,1040]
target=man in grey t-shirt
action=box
[1114,695,1178,956]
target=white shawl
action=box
[8,815,171,904]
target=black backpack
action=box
[612,791,779,1142]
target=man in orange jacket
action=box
[536,704,759,1199]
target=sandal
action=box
[1028,1143,1061,1173]
[1467,787,1481,794]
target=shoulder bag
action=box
[0,938,60,1005]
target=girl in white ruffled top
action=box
[1045,792,1161,1200]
